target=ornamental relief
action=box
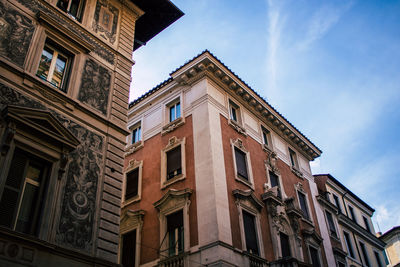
[92,0,119,44]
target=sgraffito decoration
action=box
[0,1,35,67]
[0,83,104,252]
[92,0,119,44]
[78,59,111,115]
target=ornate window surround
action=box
[233,189,265,257]
[307,243,323,267]
[125,119,144,156]
[160,136,186,189]
[154,189,192,257]
[288,146,303,179]
[119,209,145,267]
[264,155,286,199]
[231,138,254,189]
[260,124,273,153]
[295,182,314,224]
[228,99,246,135]
[162,95,185,135]
[122,159,143,206]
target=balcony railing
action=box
[158,253,186,267]
[245,253,268,267]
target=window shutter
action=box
[125,168,139,199]
[122,229,136,267]
[243,211,259,255]
[167,146,181,179]
[298,192,310,219]
[234,148,248,179]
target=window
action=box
[333,194,342,214]
[289,148,299,169]
[231,139,254,187]
[36,40,72,92]
[269,171,281,198]
[325,211,337,238]
[343,231,355,258]
[125,168,139,200]
[262,126,271,147]
[309,246,321,267]
[123,159,142,205]
[363,216,371,232]
[167,146,182,180]
[57,0,85,21]
[298,191,310,220]
[169,101,181,122]
[359,242,370,267]
[161,137,186,188]
[243,210,259,255]
[348,205,356,222]
[167,210,184,256]
[235,147,248,180]
[121,229,137,267]
[374,251,383,267]
[229,101,240,123]
[280,232,291,258]
[0,148,50,236]
[131,124,141,144]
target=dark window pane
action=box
[126,169,139,199]
[262,130,269,146]
[326,211,337,237]
[57,0,69,11]
[122,229,136,267]
[166,146,182,179]
[359,242,370,267]
[348,206,356,222]
[234,147,248,180]
[309,246,321,267]
[374,251,383,267]
[344,232,355,258]
[280,232,291,258]
[298,192,310,219]
[231,106,237,121]
[269,171,281,198]
[243,210,259,255]
[363,216,371,232]
[5,152,27,188]
[0,188,19,228]
[167,211,183,256]
[333,194,342,213]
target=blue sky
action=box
[130,0,400,233]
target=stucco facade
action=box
[380,226,400,267]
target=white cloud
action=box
[374,205,400,233]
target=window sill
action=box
[122,195,141,207]
[162,173,186,189]
[229,119,247,136]
[262,144,273,153]
[291,166,303,179]
[235,175,254,190]
[329,233,340,242]
[125,140,144,156]
[301,217,314,227]
[162,117,185,135]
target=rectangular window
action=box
[37,41,71,92]
[234,147,248,180]
[166,146,182,180]
[169,102,181,122]
[229,101,240,123]
[132,124,141,144]
[0,149,50,236]
[348,205,356,222]
[298,191,310,220]
[374,251,383,267]
[125,168,139,200]
[262,127,271,147]
[269,171,281,198]
[363,216,371,232]
[309,246,321,267]
[167,210,184,256]
[343,232,355,258]
[289,148,299,169]
[57,0,85,21]
[359,242,370,267]
[280,232,291,258]
[121,229,136,267]
[242,210,259,255]
[325,211,337,238]
[333,194,342,214]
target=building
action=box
[380,226,400,267]
[0,0,182,266]
[315,174,386,267]
[121,50,344,267]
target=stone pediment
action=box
[1,105,80,150]
[154,188,193,213]
[233,189,264,211]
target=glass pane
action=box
[176,102,181,118]
[243,211,259,255]
[137,126,141,141]
[16,183,39,234]
[37,47,53,81]
[51,54,67,87]
[26,164,42,182]
[231,106,237,121]
[69,0,81,17]
[170,105,176,122]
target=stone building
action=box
[122,50,341,267]
[315,174,386,267]
[379,226,400,267]
[0,0,182,266]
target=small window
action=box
[343,231,355,258]
[374,251,383,267]
[242,210,259,255]
[235,147,248,180]
[363,216,371,232]
[36,41,72,92]
[298,191,310,220]
[269,171,281,198]
[289,148,299,169]
[280,232,291,258]
[125,168,139,200]
[131,124,142,144]
[262,127,271,147]
[121,229,136,267]
[57,0,85,21]
[166,146,182,180]
[325,211,337,238]
[333,194,342,214]
[309,246,321,267]
[348,205,356,222]
[167,210,184,256]
[229,101,240,123]
[359,242,370,267]
[169,101,181,122]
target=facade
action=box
[121,50,343,267]
[315,174,386,267]
[0,0,181,266]
[380,226,400,267]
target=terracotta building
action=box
[121,51,344,267]
[379,226,400,266]
[315,174,386,267]
[0,0,182,266]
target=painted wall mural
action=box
[0,0,35,67]
[0,83,104,252]
[92,0,119,44]
[78,59,111,115]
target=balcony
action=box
[158,253,186,267]
[244,252,268,267]
[270,257,310,267]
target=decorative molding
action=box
[161,117,184,135]
[228,119,247,136]
[154,188,193,212]
[0,121,15,156]
[265,151,279,174]
[120,209,145,233]
[92,0,119,44]
[125,140,143,156]
[233,189,264,211]
[291,166,304,179]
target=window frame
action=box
[308,244,322,267]
[122,159,143,206]
[231,138,254,189]
[295,184,312,222]
[160,136,186,189]
[56,0,86,22]
[131,122,142,145]
[266,169,284,199]
[343,231,356,259]
[325,210,339,239]
[359,240,370,267]
[373,250,384,267]
[162,96,185,135]
[279,231,292,258]
[347,205,357,223]
[288,147,299,170]
[362,215,371,233]
[119,210,144,267]
[332,194,342,214]
[261,125,273,151]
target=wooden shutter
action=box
[234,148,248,179]
[126,168,139,199]
[166,146,181,179]
[122,229,136,267]
[243,210,259,255]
